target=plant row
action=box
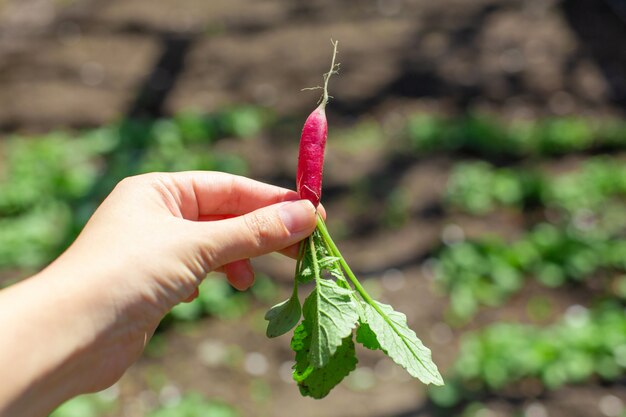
[0,107,267,271]
[51,392,239,417]
[446,157,626,216]
[435,223,626,320]
[407,113,626,157]
[166,274,277,323]
[429,302,626,408]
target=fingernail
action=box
[279,200,316,234]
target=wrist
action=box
[0,254,137,417]
[0,271,91,416]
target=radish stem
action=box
[315,215,375,305]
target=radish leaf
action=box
[265,287,301,338]
[302,279,359,368]
[267,216,443,397]
[356,321,381,350]
[362,301,443,385]
[292,323,358,399]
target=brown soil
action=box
[1,1,626,416]
[1,0,624,131]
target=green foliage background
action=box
[2,108,626,416]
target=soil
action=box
[1,0,626,416]
[1,0,625,131]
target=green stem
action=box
[291,277,299,299]
[295,238,306,275]
[316,216,432,373]
[290,238,308,297]
[315,215,375,305]
[309,231,322,285]
[320,233,348,282]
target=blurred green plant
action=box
[0,132,104,216]
[50,392,240,417]
[382,186,411,229]
[446,158,626,216]
[430,302,626,408]
[5,109,626,413]
[407,114,626,156]
[0,106,267,273]
[169,275,250,322]
[435,224,626,320]
[446,162,541,215]
[49,391,117,417]
[147,394,239,417]
[167,274,278,323]
[330,119,385,153]
[0,132,108,270]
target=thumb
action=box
[197,199,317,268]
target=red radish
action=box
[297,40,339,207]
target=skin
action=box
[0,172,321,417]
[297,105,327,207]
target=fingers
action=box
[277,204,324,258]
[316,204,327,221]
[279,243,301,259]
[184,259,253,300]
[195,199,317,269]
[199,204,326,223]
[183,287,199,303]
[164,172,302,220]
[198,204,326,260]
[223,259,255,290]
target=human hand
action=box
[71,171,318,296]
[0,172,318,416]
[57,171,318,385]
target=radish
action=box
[296,40,339,207]
[265,40,443,399]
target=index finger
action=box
[161,171,301,220]
[197,204,326,223]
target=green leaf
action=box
[302,279,359,368]
[319,255,342,270]
[356,322,381,350]
[265,292,301,338]
[297,265,314,284]
[296,235,316,284]
[313,230,352,289]
[291,323,308,356]
[292,324,358,399]
[363,301,443,385]
[298,231,338,284]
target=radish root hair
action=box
[301,39,340,107]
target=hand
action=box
[0,172,318,417]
